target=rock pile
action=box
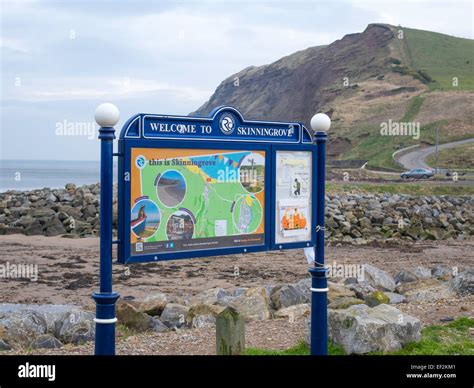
[0,264,471,352]
[0,185,472,242]
[0,304,94,350]
[325,193,473,243]
[0,184,112,237]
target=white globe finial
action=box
[95,103,120,127]
[310,113,331,133]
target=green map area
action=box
[137,150,264,242]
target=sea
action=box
[0,160,118,192]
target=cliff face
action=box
[190,24,396,126]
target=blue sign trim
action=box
[120,106,304,144]
[117,107,315,264]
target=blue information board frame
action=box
[117,106,316,264]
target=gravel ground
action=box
[1,234,472,307]
[2,318,307,355]
[0,235,472,355]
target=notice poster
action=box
[275,151,312,244]
[279,199,310,237]
[130,148,265,255]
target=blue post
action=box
[93,104,120,355]
[309,128,328,355]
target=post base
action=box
[92,291,120,355]
[308,266,328,355]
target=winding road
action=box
[395,138,474,170]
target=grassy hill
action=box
[322,26,474,170]
[191,24,474,171]
[426,142,474,171]
[402,27,474,90]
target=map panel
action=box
[130,148,265,255]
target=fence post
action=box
[216,307,245,355]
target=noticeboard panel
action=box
[274,151,313,244]
[129,147,266,257]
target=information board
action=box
[117,106,315,263]
[129,147,265,255]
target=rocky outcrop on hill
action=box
[0,185,471,242]
[190,24,397,128]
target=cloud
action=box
[0,37,30,54]
[8,77,213,102]
[1,0,473,161]
[350,0,473,39]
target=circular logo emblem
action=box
[135,155,146,169]
[219,114,235,135]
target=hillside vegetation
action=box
[192,24,474,171]
[402,27,474,90]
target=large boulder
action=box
[138,293,168,316]
[346,281,376,300]
[117,301,168,332]
[328,297,364,310]
[160,303,190,328]
[412,266,432,279]
[431,265,455,281]
[190,288,228,306]
[0,310,47,347]
[327,304,421,354]
[218,287,272,321]
[396,278,440,294]
[55,310,95,344]
[32,334,63,349]
[270,283,308,310]
[44,215,66,236]
[328,281,356,303]
[394,270,418,284]
[385,292,406,304]
[450,270,474,295]
[402,282,455,303]
[0,304,73,333]
[363,264,396,292]
[186,304,226,328]
[275,304,310,320]
[363,291,390,307]
[0,304,97,347]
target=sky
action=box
[1,0,473,160]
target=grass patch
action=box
[342,119,472,172]
[372,317,474,355]
[244,341,344,356]
[244,318,474,356]
[341,27,474,170]
[403,27,474,90]
[401,95,426,122]
[425,142,474,171]
[116,324,137,340]
[326,182,474,196]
